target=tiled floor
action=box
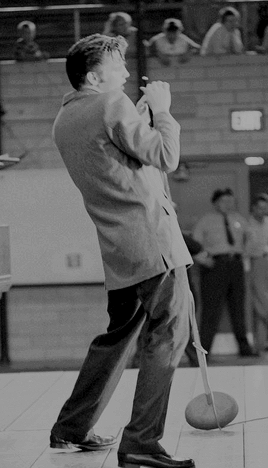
[2,285,268,467]
[1,366,268,467]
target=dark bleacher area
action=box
[0,2,183,60]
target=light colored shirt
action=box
[246,215,268,258]
[148,32,200,56]
[200,22,243,56]
[193,211,248,255]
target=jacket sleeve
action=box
[104,91,181,173]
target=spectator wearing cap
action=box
[200,7,244,56]
[145,18,200,66]
[102,12,137,56]
[14,20,49,62]
[193,188,258,361]
[245,194,268,352]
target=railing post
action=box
[136,0,147,99]
[74,9,81,43]
[0,292,10,364]
[241,2,249,51]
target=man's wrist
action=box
[151,108,170,115]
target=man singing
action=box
[50,33,194,468]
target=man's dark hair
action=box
[211,187,234,204]
[166,21,179,32]
[66,33,127,90]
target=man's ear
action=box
[86,71,99,86]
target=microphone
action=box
[142,76,154,127]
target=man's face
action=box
[253,200,268,221]
[113,17,129,37]
[21,27,35,42]
[96,51,130,93]
[166,30,179,44]
[223,15,238,32]
[215,195,235,214]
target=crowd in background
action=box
[12,3,268,62]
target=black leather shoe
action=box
[118,452,195,468]
[50,432,117,451]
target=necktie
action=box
[223,215,234,245]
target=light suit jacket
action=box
[53,88,192,290]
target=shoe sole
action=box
[50,441,116,451]
[118,463,195,468]
[118,458,195,468]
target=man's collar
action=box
[80,84,101,94]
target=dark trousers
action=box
[51,266,191,454]
[199,255,249,355]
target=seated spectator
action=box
[14,20,49,62]
[200,7,243,56]
[145,18,200,66]
[102,12,137,56]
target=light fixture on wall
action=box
[230,109,264,131]
[244,156,265,166]
[172,162,190,182]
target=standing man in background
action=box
[246,194,268,352]
[193,188,257,360]
[50,33,195,468]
